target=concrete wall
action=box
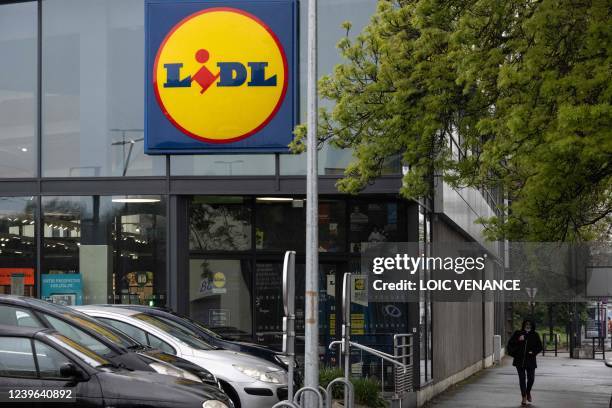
[419,217,497,406]
[432,215,489,380]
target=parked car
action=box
[76,306,289,408]
[0,295,220,389]
[0,325,232,408]
[109,304,297,371]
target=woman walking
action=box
[507,319,543,406]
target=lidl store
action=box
[0,0,505,397]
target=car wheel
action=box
[219,380,241,408]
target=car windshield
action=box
[150,314,219,349]
[44,332,110,368]
[132,313,214,350]
[24,298,140,349]
[183,316,224,340]
[61,313,140,349]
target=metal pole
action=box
[342,273,352,408]
[283,251,296,401]
[304,0,319,405]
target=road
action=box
[425,355,611,407]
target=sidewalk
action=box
[425,356,611,408]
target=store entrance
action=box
[252,261,345,366]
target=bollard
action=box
[493,335,501,364]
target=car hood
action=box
[97,369,230,403]
[192,349,284,372]
[139,349,212,373]
[233,340,279,353]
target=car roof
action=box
[0,294,72,313]
[74,305,140,316]
[0,294,31,307]
[0,323,50,338]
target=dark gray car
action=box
[0,295,220,388]
[0,325,232,408]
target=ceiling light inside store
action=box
[256,197,294,202]
[20,148,27,152]
[112,197,161,203]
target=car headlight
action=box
[233,365,286,384]
[197,369,218,384]
[202,401,229,408]
[148,362,202,383]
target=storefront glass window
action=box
[189,258,252,340]
[171,155,275,176]
[280,0,401,176]
[349,201,402,253]
[255,262,330,362]
[318,200,346,253]
[189,197,252,251]
[0,2,37,178]
[0,197,36,296]
[42,0,165,177]
[41,195,166,306]
[255,198,346,252]
[255,198,305,251]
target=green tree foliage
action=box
[292,0,612,241]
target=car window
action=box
[187,317,223,339]
[34,340,72,379]
[98,318,148,345]
[0,305,42,328]
[147,333,176,355]
[44,333,109,369]
[0,337,37,378]
[133,314,213,350]
[43,315,113,358]
[61,313,138,349]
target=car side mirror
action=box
[59,363,82,380]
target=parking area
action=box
[426,356,611,408]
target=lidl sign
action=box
[145,0,297,154]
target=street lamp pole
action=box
[304,0,319,406]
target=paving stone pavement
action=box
[425,355,611,408]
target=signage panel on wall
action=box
[0,268,34,286]
[41,274,83,306]
[145,0,297,154]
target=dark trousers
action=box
[516,366,535,396]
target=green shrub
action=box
[352,377,386,408]
[318,367,387,407]
[319,367,345,399]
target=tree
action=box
[292,0,612,242]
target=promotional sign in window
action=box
[145,0,297,154]
[41,274,83,306]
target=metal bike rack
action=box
[272,402,300,408]
[294,387,325,407]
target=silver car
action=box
[76,306,288,408]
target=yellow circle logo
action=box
[153,7,288,143]
[213,272,226,288]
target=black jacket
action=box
[507,329,543,369]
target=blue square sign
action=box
[145,0,297,154]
